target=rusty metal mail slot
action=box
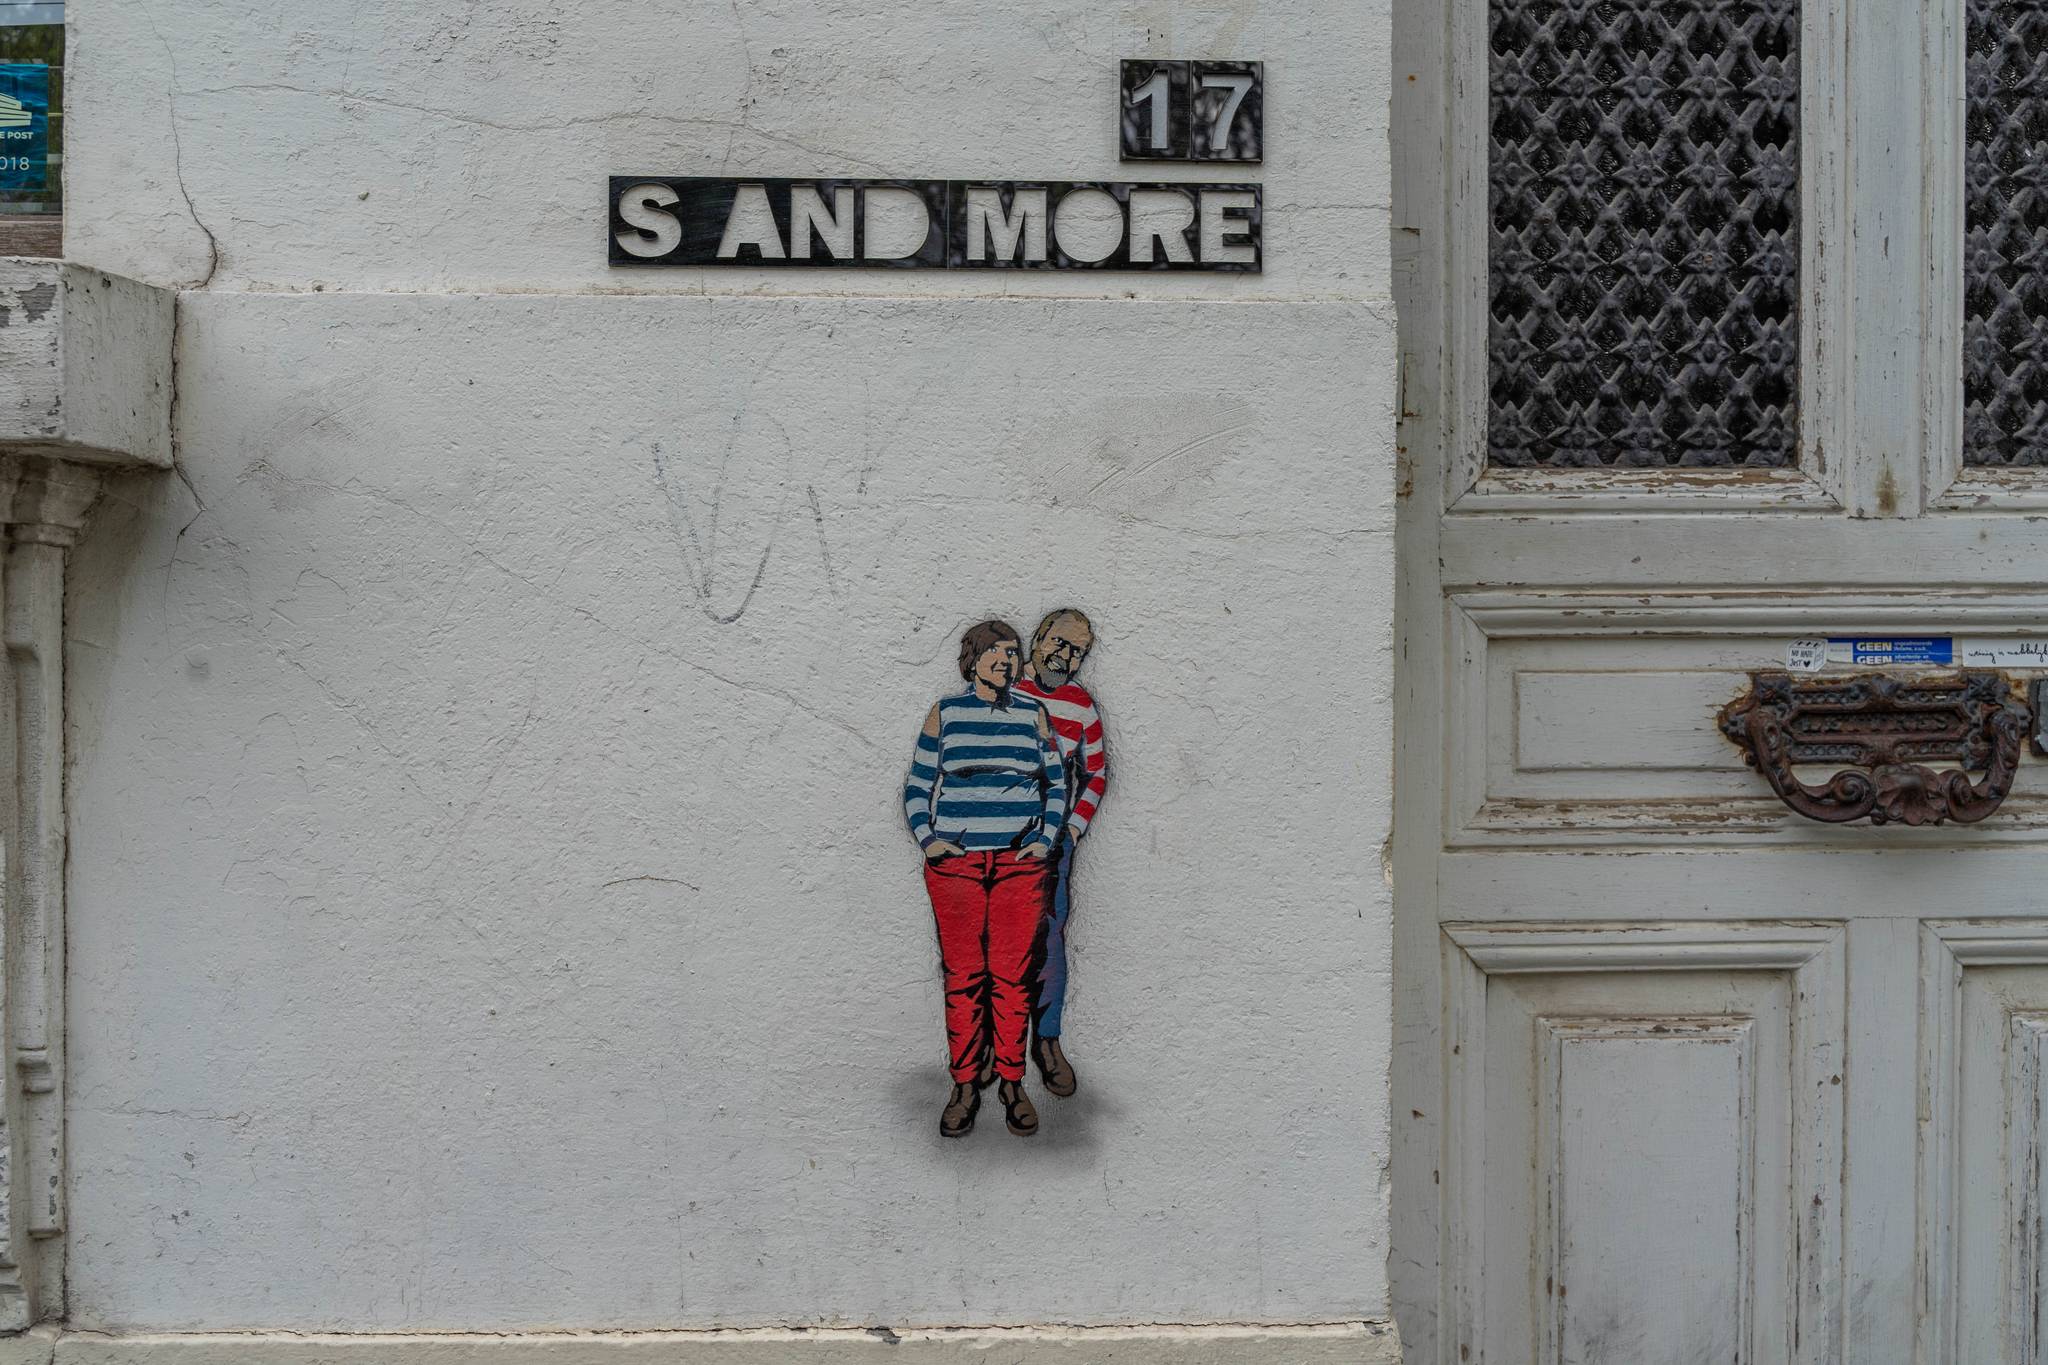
[1718,671,2033,826]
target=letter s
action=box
[615,182,682,259]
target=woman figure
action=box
[903,619,1066,1138]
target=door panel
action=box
[1447,593,2048,847]
[1444,925,1843,1365]
[1539,1019,1753,1365]
[1922,924,2048,1364]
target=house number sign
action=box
[608,59,1264,273]
[1119,59,1262,162]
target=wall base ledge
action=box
[0,1324,1402,1364]
[0,1324,1399,1364]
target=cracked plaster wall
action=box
[65,0,1387,298]
[55,0,1396,1336]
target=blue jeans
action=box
[1035,839,1077,1038]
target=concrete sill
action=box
[0,258,173,470]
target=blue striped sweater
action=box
[904,690,1068,852]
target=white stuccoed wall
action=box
[55,0,1394,1341]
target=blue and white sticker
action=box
[1831,637,1954,665]
[1787,636,2048,670]
[1786,637,1957,670]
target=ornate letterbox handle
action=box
[1718,671,2033,826]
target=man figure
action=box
[1013,608,1107,1098]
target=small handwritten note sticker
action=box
[1786,639,1827,673]
[1960,638,2048,667]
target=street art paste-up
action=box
[1013,610,1107,1096]
[902,613,1108,1139]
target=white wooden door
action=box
[1391,0,2048,1358]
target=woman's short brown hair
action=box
[958,618,1020,680]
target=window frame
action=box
[1927,0,2048,508]
[1418,0,2048,522]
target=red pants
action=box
[924,849,1051,1083]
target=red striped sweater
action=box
[1013,677,1108,837]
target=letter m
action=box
[964,187,1048,264]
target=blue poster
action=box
[0,64,48,191]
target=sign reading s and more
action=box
[608,178,1261,273]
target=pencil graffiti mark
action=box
[1026,395,1256,510]
[650,414,794,625]
[600,874,701,892]
[806,484,840,596]
[1083,416,1252,497]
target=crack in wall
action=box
[142,3,222,290]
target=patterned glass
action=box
[1488,0,1801,468]
[1966,0,2048,466]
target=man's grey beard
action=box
[1035,663,1072,688]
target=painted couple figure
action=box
[902,610,1108,1138]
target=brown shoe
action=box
[975,1042,997,1090]
[998,1079,1038,1137]
[940,1082,979,1138]
[1033,1037,1077,1097]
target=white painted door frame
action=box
[1390,0,2048,1356]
